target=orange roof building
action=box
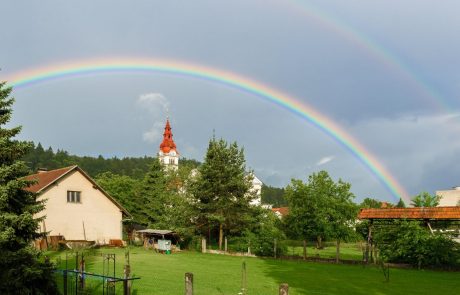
[272,207,289,218]
[158,119,179,170]
[358,206,460,220]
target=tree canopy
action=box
[284,171,357,260]
[0,82,58,294]
[191,138,256,250]
[411,192,441,207]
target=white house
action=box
[249,173,263,206]
[436,186,460,206]
[26,165,130,244]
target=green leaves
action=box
[0,81,58,293]
[191,138,254,246]
[284,170,357,243]
[374,220,460,268]
[411,192,441,207]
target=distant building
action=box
[157,118,264,205]
[158,119,179,170]
[436,186,460,206]
[25,166,130,244]
[249,173,263,206]
[272,207,289,219]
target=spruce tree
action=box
[192,138,255,250]
[0,82,58,294]
[396,198,406,208]
[138,159,169,226]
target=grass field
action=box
[49,247,460,295]
[284,242,364,260]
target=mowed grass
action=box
[49,247,460,295]
[284,242,365,260]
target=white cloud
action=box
[142,122,164,143]
[316,156,335,166]
[137,93,170,115]
[137,93,170,143]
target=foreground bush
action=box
[375,220,460,269]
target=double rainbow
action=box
[5,57,410,203]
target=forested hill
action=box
[261,185,287,207]
[22,142,286,205]
[22,142,200,179]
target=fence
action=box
[54,250,140,295]
[183,271,290,295]
[199,237,367,263]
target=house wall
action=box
[36,170,123,243]
[436,188,460,206]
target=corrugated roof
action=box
[136,229,174,235]
[358,206,460,220]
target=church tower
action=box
[158,119,179,170]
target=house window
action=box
[67,191,81,203]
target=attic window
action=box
[67,191,81,203]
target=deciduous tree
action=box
[411,192,440,207]
[285,171,357,261]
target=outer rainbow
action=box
[287,0,450,112]
[4,57,410,203]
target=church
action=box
[156,119,262,205]
[158,119,179,170]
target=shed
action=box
[135,229,179,252]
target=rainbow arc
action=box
[4,57,410,203]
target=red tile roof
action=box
[24,166,130,216]
[358,206,460,220]
[24,166,77,193]
[159,119,178,154]
[272,207,289,216]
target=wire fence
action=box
[53,250,139,295]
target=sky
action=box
[1,0,460,204]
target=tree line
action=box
[1,81,459,294]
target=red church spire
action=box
[159,119,178,154]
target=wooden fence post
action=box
[365,219,373,264]
[201,237,206,253]
[63,270,67,295]
[185,272,193,295]
[279,283,289,295]
[225,237,228,253]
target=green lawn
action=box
[48,247,460,295]
[284,242,365,260]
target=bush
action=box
[375,220,460,268]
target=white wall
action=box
[436,188,460,206]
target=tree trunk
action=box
[316,236,323,249]
[303,240,307,260]
[365,220,373,264]
[336,240,340,264]
[218,223,223,251]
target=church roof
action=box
[159,119,179,154]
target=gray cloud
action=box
[2,0,460,203]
